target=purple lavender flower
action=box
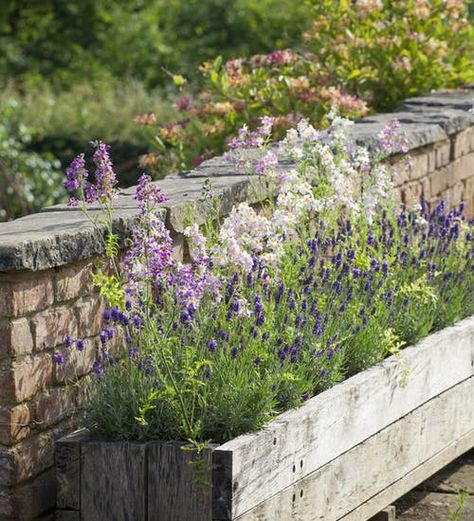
[376,119,409,154]
[52,352,65,364]
[64,335,73,348]
[64,153,88,191]
[133,315,143,328]
[90,140,118,202]
[128,348,139,359]
[103,309,112,323]
[99,330,108,345]
[134,174,169,214]
[76,339,85,351]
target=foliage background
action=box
[0,0,473,220]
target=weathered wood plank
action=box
[148,442,214,521]
[81,441,148,521]
[234,377,474,521]
[340,430,474,521]
[55,429,88,510]
[214,317,474,519]
[55,511,81,521]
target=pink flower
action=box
[176,96,194,112]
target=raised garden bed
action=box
[56,315,474,521]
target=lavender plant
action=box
[56,116,473,446]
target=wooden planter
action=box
[56,317,474,521]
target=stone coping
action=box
[0,89,473,272]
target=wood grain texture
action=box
[234,377,474,521]
[148,442,214,521]
[55,429,88,510]
[340,429,474,521]
[55,511,81,521]
[81,441,148,521]
[213,317,474,519]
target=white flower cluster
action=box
[196,111,402,272]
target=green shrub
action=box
[0,81,176,185]
[0,0,311,88]
[146,0,474,175]
[0,100,65,220]
[304,0,474,111]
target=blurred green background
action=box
[1,0,473,221]
[0,0,311,220]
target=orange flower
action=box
[134,112,157,126]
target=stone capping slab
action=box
[0,89,473,272]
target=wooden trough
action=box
[56,316,474,521]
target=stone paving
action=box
[395,449,474,520]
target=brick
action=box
[433,139,451,169]
[0,319,33,357]
[32,387,77,429]
[0,404,31,445]
[172,233,185,262]
[390,158,410,187]
[54,339,96,383]
[420,177,431,202]
[30,306,78,352]
[453,152,474,182]
[444,182,464,209]
[400,181,423,207]
[0,272,54,318]
[463,177,474,219]
[0,419,77,488]
[408,152,429,181]
[0,434,52,488]
[54,260,94,302]
[453,126,474,158]
[429,164,461,197]
[74,297,105,338]
[0,489,15,519]
[15,468,56,520]
[0,355,53,403]
[107,325,126,357]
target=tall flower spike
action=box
[89,140,118,202]
[135,173,169,214]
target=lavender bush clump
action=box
[58,115,473,446]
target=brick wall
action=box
[0,90,473,520]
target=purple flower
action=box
[176,96,194,112]
[128,348,139,359]
[376,119,409,154]
[208,339,218,352]
[134,174,169,214]
[64,153,88,191]
[103,309,112,323]
[133,315,143,328]
[53,352,65,364]
[100,330,108,344]
[76,339,85,351]
[89,140,118,202]
[180,310,191,326]
[64,335,73,348]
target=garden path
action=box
[395,449,474,520]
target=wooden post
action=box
[56,429,87,512]
[81,441,148,521]
[148,442,214,521]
